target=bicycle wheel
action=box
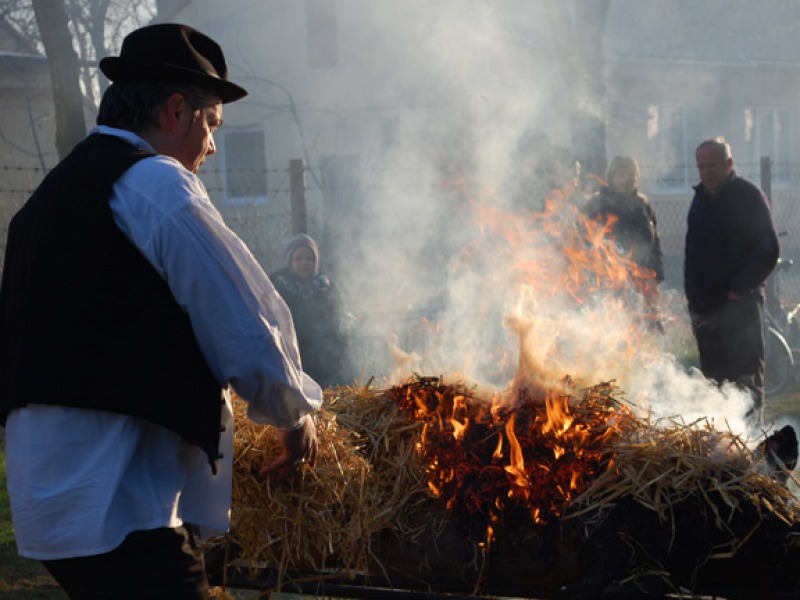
[765,326,793,396]
[786,311,800,350]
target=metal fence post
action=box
[761,156,772,207]
[761,156,781,315]
[290,158,307,234]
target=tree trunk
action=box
[33,0,86,161]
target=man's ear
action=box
[161,92,187,132]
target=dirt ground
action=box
[0,552,66,600]
[0,545,264,599]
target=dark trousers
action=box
[41,526,210,600]
[691,295,765,427]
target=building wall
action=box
[164,0,573,275]
[156,1,800,300]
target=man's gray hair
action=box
[96,80,219,132]
[696,136,733,160]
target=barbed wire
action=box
[3,161,800,302]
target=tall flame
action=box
[388,179,661,547]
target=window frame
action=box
[219,127,269,206]
[744,106,794,186]
[646,102,691,191]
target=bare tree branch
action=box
[2,0,156,158]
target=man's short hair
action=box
[696,136,732,160]
[96,80,219,132]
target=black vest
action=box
[0,134,223,471]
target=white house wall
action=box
[162,0,574,209]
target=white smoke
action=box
[301,3,778,445]
[204,1,785,445]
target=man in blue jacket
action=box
[684,137,780,429]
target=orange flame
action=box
[390,377,634,544]
[391,176,658,548]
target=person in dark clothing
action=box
[584,155,665,327]
[684,137,780,428]
[0,24,320,599]
[271,234,355,388]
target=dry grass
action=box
[569,415,800,558]
[217,377,800,593]
[218,383,434,583]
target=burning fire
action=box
[389,376,635,543]
[386,183,663,546]
[452,183,664,396]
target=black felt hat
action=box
[99,23,247,103]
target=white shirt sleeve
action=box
[107,137,321,429]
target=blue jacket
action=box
[684,171,779,314]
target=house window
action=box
[646,103,690,189]
[745,107,792,184]
[221,129,268,205]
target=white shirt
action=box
[4,126,322,560]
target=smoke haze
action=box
[193,1,791,444]
[300,2,770,444]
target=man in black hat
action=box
[0,23,320,599]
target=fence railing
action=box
[2,157,800,307]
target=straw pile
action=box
[569,414,800,557]
[223,381,437,578]
[215,376,800,592]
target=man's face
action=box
[175,102,223,174]
[696,145,732,194]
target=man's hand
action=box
[259,415,318,483]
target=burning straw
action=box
[216,376,800,589]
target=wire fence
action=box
[2,158,800,313]
[637,159,800,311]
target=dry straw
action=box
[569,413,800,557]
[218,381,438,585]
[211,377,800,592]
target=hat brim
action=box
[99,56,247,104]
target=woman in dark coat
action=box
[584,155,665,326]
[271,234,354,388]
